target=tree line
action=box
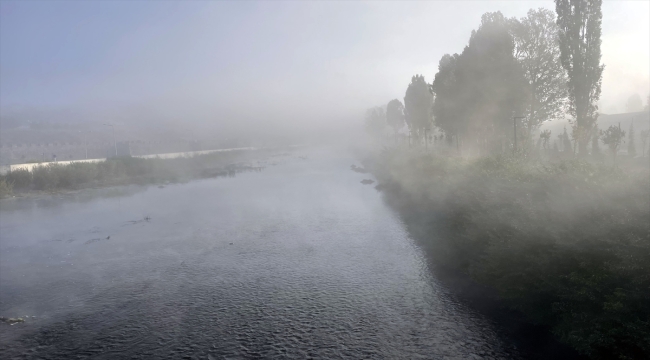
[365,0,648,158]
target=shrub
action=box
[31,165,60,190]
[5,169,32,190]
[372,149,650,359]
[0,178,12,198]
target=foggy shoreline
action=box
[0,147,306,200]
[365,147,649,359]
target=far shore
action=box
[0,146,304,200]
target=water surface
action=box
[0,147,519,359]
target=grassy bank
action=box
[369,148,650,359]
[0,149,270,198]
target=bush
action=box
[0,178,12,198]
[372,149,650,359]
[4,169,32,190]
[31,165,60,190]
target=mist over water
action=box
[0,148,523,359]
[1,1,648,359]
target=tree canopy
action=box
[510,8,568,135]
[386,99,406,139]
[432,12,528,153]
[601,124,624,157]
[404,75,433,141]
[555,0,604,155]
[431,54,461,140]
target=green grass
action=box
[371,149,650,359]
[0,150,264,198]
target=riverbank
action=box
[367,148,650,359]
[0,148,290,199]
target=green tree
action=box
[404,75,433,146]
[364,106,386,139]
[510,8,568,141]
[555,0,604,156]
[627,122,636,157]
[386,99,405,143]
[601,124,625,158]
[432,54,462,145]
[431,12,527,153]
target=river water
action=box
[0,147,520,359]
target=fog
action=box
[1,2,649,359]
[1,1,648,139]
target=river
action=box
[0,147,520,359]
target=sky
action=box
[0,0,648,132]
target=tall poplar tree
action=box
[555,0,604,156]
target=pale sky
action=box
[0,1,648,131]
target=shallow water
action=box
[0,147,520,359]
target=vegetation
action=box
[364,106,387,139]
[0,150,264,198]
[556,0,604,156]
[363,1,649,358]
[601,125,625,158]
[386,99,405,143]
[370,149,649,359]
[432,12,527,154]
[510,8,568,138]
[592,124,601,156]
[404,74,434,146]
[0,178,12,198]
[540,129,552,150]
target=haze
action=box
[1,1,648,137]
[2,2,650,359]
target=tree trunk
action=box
[578,136,588,157]
[576,103,594,157]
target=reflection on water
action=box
[0,148,520,359]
